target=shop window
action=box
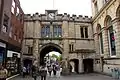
[2,14,9,33]
[0,47,5,64]
[6,53,19,76]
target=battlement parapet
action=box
[24,13,92,22]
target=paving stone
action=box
[9,73,114,80]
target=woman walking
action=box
[0,64,8,80]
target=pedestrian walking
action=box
[39,64,47,80]
[48,65,53,76]
[0,64,8,80]
[22,66,27,78]
[53,64,57,76]
[57,67,62,78]
[32,65,38,80]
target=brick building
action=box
[0,0,24,76]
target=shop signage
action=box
[0,42,6,48]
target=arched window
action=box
[116,6,120,18]
[105,16,116,56]
[97,24,104,54]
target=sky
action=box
[20,0,92,16]
[49,51,61,56]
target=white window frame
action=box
[108,30,116,57]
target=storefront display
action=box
[6,50,20,77]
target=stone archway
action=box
[39,43,63,65]
[69,59,79,74]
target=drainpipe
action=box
[0,0,4,31]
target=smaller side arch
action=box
[116,5,120,18]
[69,59,79,73]
[83,58,93,73]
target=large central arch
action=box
[39,43,63,65]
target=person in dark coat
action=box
[39,64,47,80]
[32,65,38,80]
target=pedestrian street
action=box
[9,73,114,80]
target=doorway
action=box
[83,58,93,73]
[23,59,32,75]
[69,59,79,73]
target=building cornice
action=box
[92,0,116,23]
[24,37,94,41]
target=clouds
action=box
[20,0,92,16]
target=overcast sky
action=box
[20,0,92,16]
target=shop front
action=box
[6,50,21,77]
[0,42,6,65]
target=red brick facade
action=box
[0,0,24,76]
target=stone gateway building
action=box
[22,0,120,75]
[22,10,95,74]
